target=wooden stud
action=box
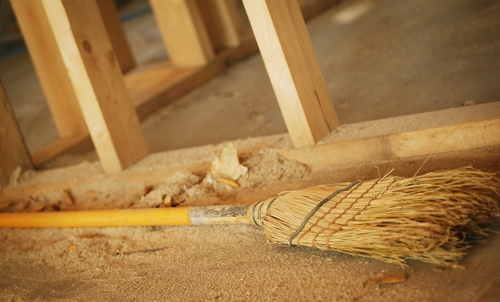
[10,0,88,137]
[0,79,33,187]
[40,0,148,174]
[21,0,340,165]
[95,0,135,73]
[197,0,244,51]
[242,0,338,148]
[149,0,215,67]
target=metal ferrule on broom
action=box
[0,190,316,229]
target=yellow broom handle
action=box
[0,204,255,228]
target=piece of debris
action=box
[462,100,476,106]
[364,272,408,288]
[62,188,75,206]
[85,190,99,202]
[201,143,249,191]
[8,166,22,187]
[141,172,201,207]
[142,185,154,196]
[210,143,248,181]
[31,204,46,212]
[67,244,78,253]
[7,166,36,187]
[119,247,168,256]
[378,273,408,284]
[0,202,11,211]
[163,195,173,207]
[216,177,240,188]
[242,148,309,186]
[77,232,107,239]
[452,264,466,270]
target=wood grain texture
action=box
[95,0,135,73]
[31,133,94,168]
[3,107,499,205]
[279,118,500,169]
[0,80,33,187]
[31,38,260,168]
[27,0,340,165]
[40,0,148,174]
[242,0,338,148]
[150,0,215,67]
[10,0,88,137]
[197,0,244,51]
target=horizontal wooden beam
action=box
[31,133,94,168]
[128,43,259,119]
[5,103,499,205]
[280,101,500,169]
[280,117,500,169]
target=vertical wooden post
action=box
[10,0,88,138]
[149,0,215,67]
[0,80,33,187]
[40,0,148,174]
[95,0,135,73]
[242,0,338,148]
[197,0,244,51]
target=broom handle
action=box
[0,204,258,228]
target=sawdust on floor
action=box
[1,0,500,299]
[1,138,500,301]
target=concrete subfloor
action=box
[1,0,500,301]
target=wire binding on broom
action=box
[260,167,500,266]
[285,180,361,246]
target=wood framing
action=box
[26,0,340,166]
[39,0,148,174]
[242,0,339,148]
[95,0,135,73]
[197,0,244,51]
[31,133,94,167]
[2,103,499,203]
[150,0,215,67]
[10,0,88,138]
[0,80,33,187]
[281,117,500,169]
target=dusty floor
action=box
[1,221,499,301]
[1,148,500,301]
[1,0,500,301]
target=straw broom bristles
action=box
[259,167,500,266]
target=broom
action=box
[0,166,499,266]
